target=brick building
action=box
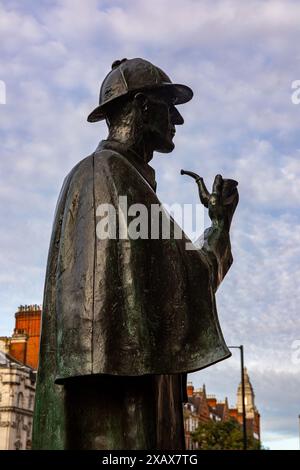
[0,305,41,370]
[0,305,40,450]
[184,369,260,449]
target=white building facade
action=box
[0,351,36,450]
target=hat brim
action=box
[87,83,193,123]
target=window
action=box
[16,415,24,438]
[29,395,34,409]
[17,392,24,408]
[27,421,32,439]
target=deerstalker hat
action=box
[87,57,193,122]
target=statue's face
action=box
[142,94,184,154]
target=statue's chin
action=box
[155,140,175,154]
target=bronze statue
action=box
[32,58,238,449]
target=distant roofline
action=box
[0,350,35,371]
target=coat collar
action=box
[96,140,157,192]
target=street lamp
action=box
[228,345,247,450]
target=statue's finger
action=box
[212,174,223,196]
[196,177,210,208]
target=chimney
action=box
[9,304,42,369]
[187,381,194,397]
[9,329,28,364]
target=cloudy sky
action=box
[1,0,300,450]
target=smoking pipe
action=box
[181,169,238,206]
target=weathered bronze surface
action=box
[32,58,239,450]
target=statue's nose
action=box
[171,106,184,125]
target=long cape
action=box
[33,140,232,449]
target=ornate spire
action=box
[237,367,257,417]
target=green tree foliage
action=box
[191,419,261,450]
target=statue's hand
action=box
[180,169,239,231]
[197,174,239,232]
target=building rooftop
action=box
[0,350,33,371]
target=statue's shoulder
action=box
[57,154,94,203]
[62,147,134,195]
[69,148,126,176]
[94,147,128,162]
[68,153,94,179]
